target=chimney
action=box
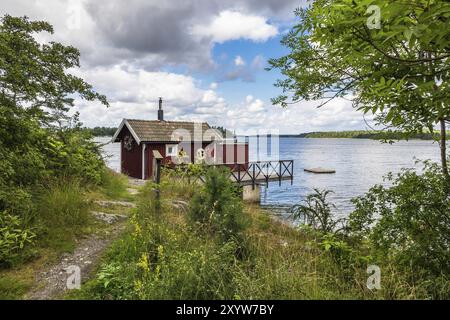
[158,97,164,121]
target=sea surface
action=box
[96,136,440,218]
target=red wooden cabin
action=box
[112,99,249,179]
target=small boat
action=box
[304,167,336,174]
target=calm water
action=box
[96,137,440,217]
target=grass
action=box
[3,167,438,300]
[0,169,131,299]
[99,168,133,200]
[35,179,92,253]
[69,171,430,300]
[0,275,30,299]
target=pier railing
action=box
[221,160,294,188]
[161,160,294,188]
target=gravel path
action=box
[26,179,142,300]
[26,222,127,300]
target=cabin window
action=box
[166,144,178,157]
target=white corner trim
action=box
[142,143,146,180]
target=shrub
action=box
[44,129,105,185]
[290,189,345,233]
[0,212,36,267]
[189,167,245,242]
[348,161,450,296]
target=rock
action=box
[94,200,136,208]
[304,167,336,174]
[126,188,139,195]
[92,211,128,224]
[171,200,189,212]
[128,178,146,187]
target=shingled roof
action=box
[112,119,223,144]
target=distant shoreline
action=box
[88,127,442,141]
[240,131,443,141]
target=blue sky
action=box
[1,0,369,134]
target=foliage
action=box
[70,170,450,300]
[301,130,444,141]
[0,275,30,299]
[0,15,109,264]
[269,0,450,170]
[37,180,90,229]
[83,127,117,137]
[99,168,130,200]
[348,162,450,295]
[290,189,345,233]
[189,167,246,242]
[0,212,36,267]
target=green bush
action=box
[290,189,345,233]
[348,162,450,297]
[189,167,246,242]
[44,129,105,185]
[0,212,36,267]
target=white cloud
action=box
[234,55,246,66]
[191,10,278,43]
[72,63,370,134]
[1,0,370,133]
[72,65,227,126]
[251,55,265,69]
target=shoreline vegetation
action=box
[296,131,446,140]
[66,166,449,300]
[3,163,449,300]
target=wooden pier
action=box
[219,160,294,187]
[161,160,294,203]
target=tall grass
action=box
[99,168,130,200]
[71,170,441,300]
[36,179,91,252]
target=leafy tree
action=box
[0,15,108,126]
[0,14,108,187]
[269,0,450,175]
[348,162,450,286]
[0,15,109,262]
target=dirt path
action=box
[26,193,139,300]
[25,178,142,300]
[26,223,126,300]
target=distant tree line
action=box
[299,130,446,141]
[83,127,117,137]
[212,126,234,138]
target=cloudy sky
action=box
[1,0,370,134]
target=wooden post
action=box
[152,150,163,211]
[278,161,282,186]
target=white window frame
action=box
[166,144,178,157]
